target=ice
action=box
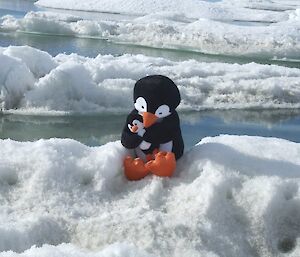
[31,0,299,60]
[0,46,299,114]
[0,135,300,256]
[35,0,293,22]
[1,9,299,59]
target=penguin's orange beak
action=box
[143,112,158,128]
[131,125,138,133]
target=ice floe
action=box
[0,45,300,113]
[0,9,299,59]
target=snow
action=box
[34,0,293,22]
[0,2,299,257]
[2,243,155,257]
[1,9,299,59]
[0,45,300,114]
[30,0,300,58]
[0,135,300,257]
[0,53,34,109]
[289,9,300,21]
[2,45,57,78]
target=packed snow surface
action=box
[0,45,300,113]
[0,135,300,257]
[1,8,299,59]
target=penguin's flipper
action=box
[124,156,150,181]
[145,152,176,177]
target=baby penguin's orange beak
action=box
[130,125,138,133]
[143,112,158,128]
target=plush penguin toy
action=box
[121,75,184,180]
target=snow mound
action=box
[0,54,34,109]
[1,45,57,78]
[1,11,299,59]
[0,46,300,114]
[25,61,105,112]
[0,135,300,257]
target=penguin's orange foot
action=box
[145,148,159,162]
[124,156,150,181]
[145,152,176,177]
[146,154,154,162]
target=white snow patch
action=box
[0,135,299,256]
[0,46,300,114]
[289,9,300,21]
[24,61,105,112]
[2,45,57,78]
[0,54,34,109]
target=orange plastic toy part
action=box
[124,156,150,181]
[142,112,158,128]
[145,151,176,177]
[130,125,138,133]
[146,148,159,162]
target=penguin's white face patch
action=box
[132,120,140,126]
[155,105,171,118]
[134,97,147,113]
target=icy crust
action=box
[0,46,300,113]
[0,135,300,257]
[0,10,299,59]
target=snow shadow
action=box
[186,142,300,179]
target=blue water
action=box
[0,8,25,18]
[1,110,300,150]
[181,110,300,148]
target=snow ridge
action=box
[0,46,300,113]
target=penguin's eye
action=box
[155,105,171,118]
[134,97,147,113]
[133,120,139,126]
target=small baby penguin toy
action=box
[121,75,184,180]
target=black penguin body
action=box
[121,75,184,160]
[142,111,183,159]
